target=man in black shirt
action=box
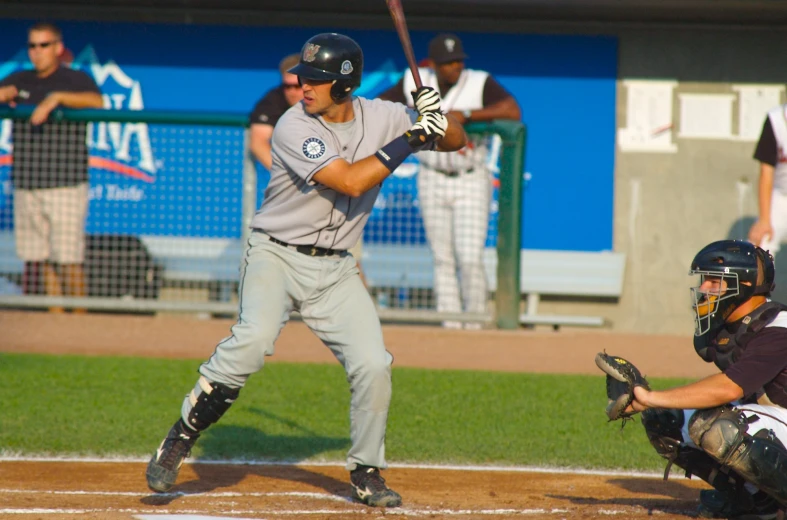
[623,240,787,518]
[748,105,787,262]
[0,22,102,310]
[248,53,303,171]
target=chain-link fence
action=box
[0,107,525,328]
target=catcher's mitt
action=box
[594,352,650,422]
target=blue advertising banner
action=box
[0,20,617,250]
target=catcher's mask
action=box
[288,33,363,102]
[689,239,774,336]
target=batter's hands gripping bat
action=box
[385,0,423,89]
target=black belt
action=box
[434,167,475,177]
[268,236,345,257]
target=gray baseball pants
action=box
[183,230,393,471]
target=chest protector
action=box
[695,302,787,407]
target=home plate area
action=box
[0,459,712,519]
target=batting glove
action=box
[412,86,442,114]
[405,111,447,149]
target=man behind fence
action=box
[379,33,521,330]
[0,22,103,310]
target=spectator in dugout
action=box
[0,22,103,311]
[248,53,304,171]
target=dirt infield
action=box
[0,311,717,519]
[2,460,711,519]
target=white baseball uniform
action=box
[755,104,787,256]
[401,68,497,327]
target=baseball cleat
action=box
[697,489,780,520]
[350,465,402,508]
[145,420,199,493]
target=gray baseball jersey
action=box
[250,97,419,250]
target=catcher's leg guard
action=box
[689,407,787,506]
[642,408,752,500]
[182,376,240,432]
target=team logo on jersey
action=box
[302,137,326,160]
[340,60,353,75]
[303,44,320,62]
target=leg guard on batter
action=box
[689,407,787,506]
[181,376,240,432]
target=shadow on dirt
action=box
[547,476,700,517]
[140,407,352,506]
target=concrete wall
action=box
[544,27,787,334]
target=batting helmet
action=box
[288,33,363,102]
[689,239,775,336]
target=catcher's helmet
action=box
[288,33,363,102]
[689,239,775,336]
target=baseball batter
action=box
[379,33,520,329]
[145,33,467,508]
[749,103,787,259]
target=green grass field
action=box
[0,352,692,472]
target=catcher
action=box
[596,240,787,520]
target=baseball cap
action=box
[428,33,468,64]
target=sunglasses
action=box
[28,41,58,49]
[282,83,301,90]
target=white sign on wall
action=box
[678,93,735,139]
[618,80,678,153]
[733,84,784,141]
[619,81,785,153]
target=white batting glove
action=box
[405,111,448,148]
[412,86,442,114]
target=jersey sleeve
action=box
[724,327,787,397]
[77,71,100,93]
[753,117,777,166]
[482,75,514,106]
[249,88,285,127]
[62,69,100,93]
[271,114,341,185]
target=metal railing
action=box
[0,107,526,328]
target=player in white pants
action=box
[749,103,787,256]
[379,33,520,329]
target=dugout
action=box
[1,0,786,333]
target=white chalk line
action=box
[0,507,641,517]
[0,454,664,479]
[0,486,697,517]
[0,489,348,501]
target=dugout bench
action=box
[361,245,626,328]
[0,233,626,328]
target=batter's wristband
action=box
[374,135,412,172]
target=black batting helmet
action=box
[689,239,775,336]
[288,33,363,102]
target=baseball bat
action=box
[385,0,423,89]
